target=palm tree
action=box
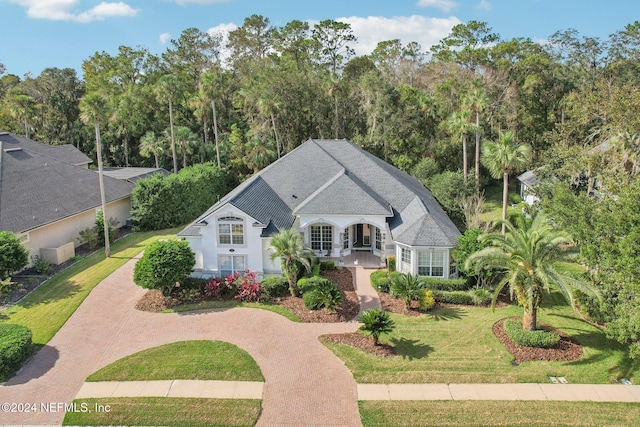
[139,131,165,168]
[245,137,276,173]
[200,71,223,168]
[154,75,181,173]
[79,92,112,257]
[464,87,488,192]
[268,229,313,296]
[465,211,599,331]
[446,110,473,181]
[7,89,35,139]
[482,131,532,234]
[172,126,198,169]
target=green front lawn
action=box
[1,228,181,346]
[359,401,640,427]
[87,340,263,382]
[325,291,638,384]
[166,300,301,322]
[63,397,261,427]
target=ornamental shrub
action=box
[0,231,29,279]
[469,287,492,306]
[261,276,289,299]
[391,273,424,309]
[133,239,195,296]
[319,260,335,271]
[359,309,395,345]
[386,255,396,272]
[234,271,263,302]
[419,289,435,311]
[503,319,561,348]
[297,276,334,294]
[301,278,343,311]
[0,323,32,381]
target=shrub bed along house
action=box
[503,318,561,348]
[0,323,33,381]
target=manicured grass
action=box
[87,340,263,382]
[480,180,520,223]
[0,228,181,346]
[63,397,261,427]
[166,299,301,322]
[325,290,639,384]
[359,401,640,426]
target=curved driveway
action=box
[0,257,373,426]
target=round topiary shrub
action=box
[133,239,195,296]
[503,319,561,348]
[0,323,33,381]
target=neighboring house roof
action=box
[0,131,92,167]
[181,139,460,247]
[102,167,171,183]
[517,170,539,188]
[0,132,134,233]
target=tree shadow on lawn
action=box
[9,280,82,310]
[389,337,434,360]
[428,305,466,321]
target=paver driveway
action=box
[0,256,370,426]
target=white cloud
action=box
[476,0,491,11]
[10,0,138,22]
[159,32,171,44]
[416,0,457,13]
[206,22,237,67]
[339,15,461,57]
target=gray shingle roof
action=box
[180,139,460,246]
[102,167,171,183]
[0,133,134,233]
[0,132,92,166]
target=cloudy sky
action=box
[1,0,638,77]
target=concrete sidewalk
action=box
[76,380,263,399]
[358,383,640,402]
[76,380,640,403]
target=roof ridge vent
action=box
[3,147,22,153]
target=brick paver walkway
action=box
[0,257,371,426]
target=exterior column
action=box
[380,231,386,267]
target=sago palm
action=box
[465,211,599,331]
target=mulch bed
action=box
[493,318,583,363]
[378,291,424,316]
[270,268,360,323]
[320,332,396,357]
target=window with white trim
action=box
[418,250,445,277]
[218,216,244,245]
[343,227,350,249]
[400,247,411,273]
[219,255,245,277]
[311,225,332,252]
[375,227,382,250]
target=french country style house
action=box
[178,139,461,278]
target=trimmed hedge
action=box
[319,260,335,271]
[421,277,470,291]
[503,319,561,348]
[261,276,289,299]
[131,163,231,231]
[0,323,33,381]
[432,290,475,305]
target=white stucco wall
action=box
[190,203,268,277]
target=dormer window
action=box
[218,216,244,245]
